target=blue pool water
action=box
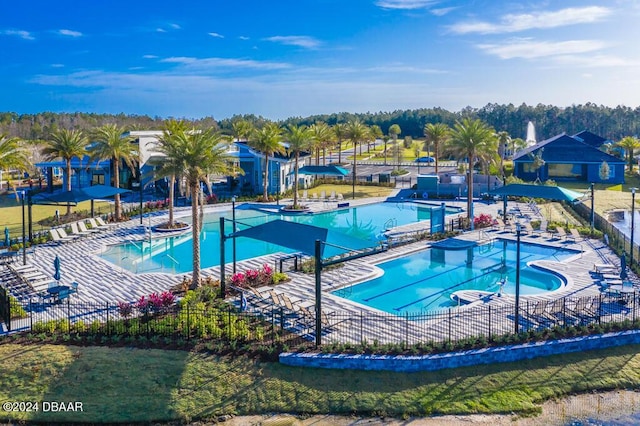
[100,201,459,274]
[332,239,579,315]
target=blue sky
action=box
[2,0,640,120]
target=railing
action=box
[6,292,640,348]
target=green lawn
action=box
[0,199,111,236]
[2,343,640,423]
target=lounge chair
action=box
[337,193,344,201]
[569,228,582,241]
[553,226,567,240]
[302,190,308,201]
[594,263,617,274]
[87,218,109,231]
[95,217,116,229]
[70,222,91,238]
[522,222,535,235]
[329,191,336,201]
[311,193,319,201]
[320,190,327,200]
[57,228,80,241]
[78,220,101,234]
[49,228,74,244]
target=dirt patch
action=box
[214,390,640,426]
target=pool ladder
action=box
[384,218,397,230]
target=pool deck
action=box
[1,195,635,342]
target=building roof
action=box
[35,155,109,170]
[572,130,610,148]
[514,133,623,164]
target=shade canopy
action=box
[231,219,375,258]
[295,165,349,177]
[31,185,132,205]
[489,184,584,202]
[621,253,628,280]
[3,227,9,247]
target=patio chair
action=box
[57,228,80,242]
[87,217,109,231]
[329,191,336,201]
[311,193,319,201]
[569,228,582,241]
[522,222,535,235]
[70,222,91,238]
[302,190,308,201]
[78,220,101,234]
[320,190,327,200]
[337,193,344,201]
[95,217,116,229]
[49,228,74,244]
[552,226,567,240]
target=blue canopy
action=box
[231,219,375,257]
[489,184,584,202]
[32,185,131,205]
[295,165,350,177]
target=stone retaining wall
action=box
[280,330,640,372]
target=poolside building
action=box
[513,131,625,184]
[35,130,312,198]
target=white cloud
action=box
[264,35,321,49]
[208,32,224,38]
[375,0,437,10]
[58,29,83,37]
[51,64,64,68]
[477,39,606,59]
[450,6,612,34]
[156,28,166,33]
[142,55,158,59]
[431,7,456,16]
[160,56,291,70]
[239,36,250,40]
[169,23,181,30]
[2,29,35,40]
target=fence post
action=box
[405,311,409,349]
[448,308,452,343]
[360,311,363,344]
[67,298,71,333]
[106,302,109,335]
[29,299,33,331]
[488,305,492,342]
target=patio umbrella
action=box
[53,255,61,281]
[3,226,9,247]
[620,253,628,280]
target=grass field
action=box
[307,184,393,199]
[0,198,111,237]
[2,343,640,423]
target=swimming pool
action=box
[100,201,460,274]
[331,239,579,315]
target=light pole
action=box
[631,188,637,268]
[590,183,595,235]
[231,196,237,274]
[21,191,26,265]
[514,223,522,334]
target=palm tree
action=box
[149,120,189,228]
[345,120,368,199]
[249,123,284,202]
[617,136,640,171]
[89,124,137,221]
[388,124,402,170]
[369,125,383,154]
[447,118,496,228]
[333,123,346,164]
[0,134,31,179]
[424,123,449,174]
[495,131,511,175]
[284,124,314,209]
[170,127,233,288]
[232,119,253,142]
[42,129,88,215]
[309,122,333,166]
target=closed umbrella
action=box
[3,227,9,247]
[620,253,628,281]
[53,255,61,281]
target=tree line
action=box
[1,102,639,143]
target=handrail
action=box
[164,254,179,266]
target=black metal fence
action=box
[9,291,640,348]
[572,202,635,262]
[0,287,10,331]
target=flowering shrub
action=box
[118,301,133,318]
[474,213,494,229]
[229,264,275,288]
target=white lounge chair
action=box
[87,218,109,231]
[95,217,116,228]
[57,228,80,241]
[49,229,74,244]
[78,220,101,234]
[337,193,344,201]
[70,222,91,238]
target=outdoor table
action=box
[46,285,71,303]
